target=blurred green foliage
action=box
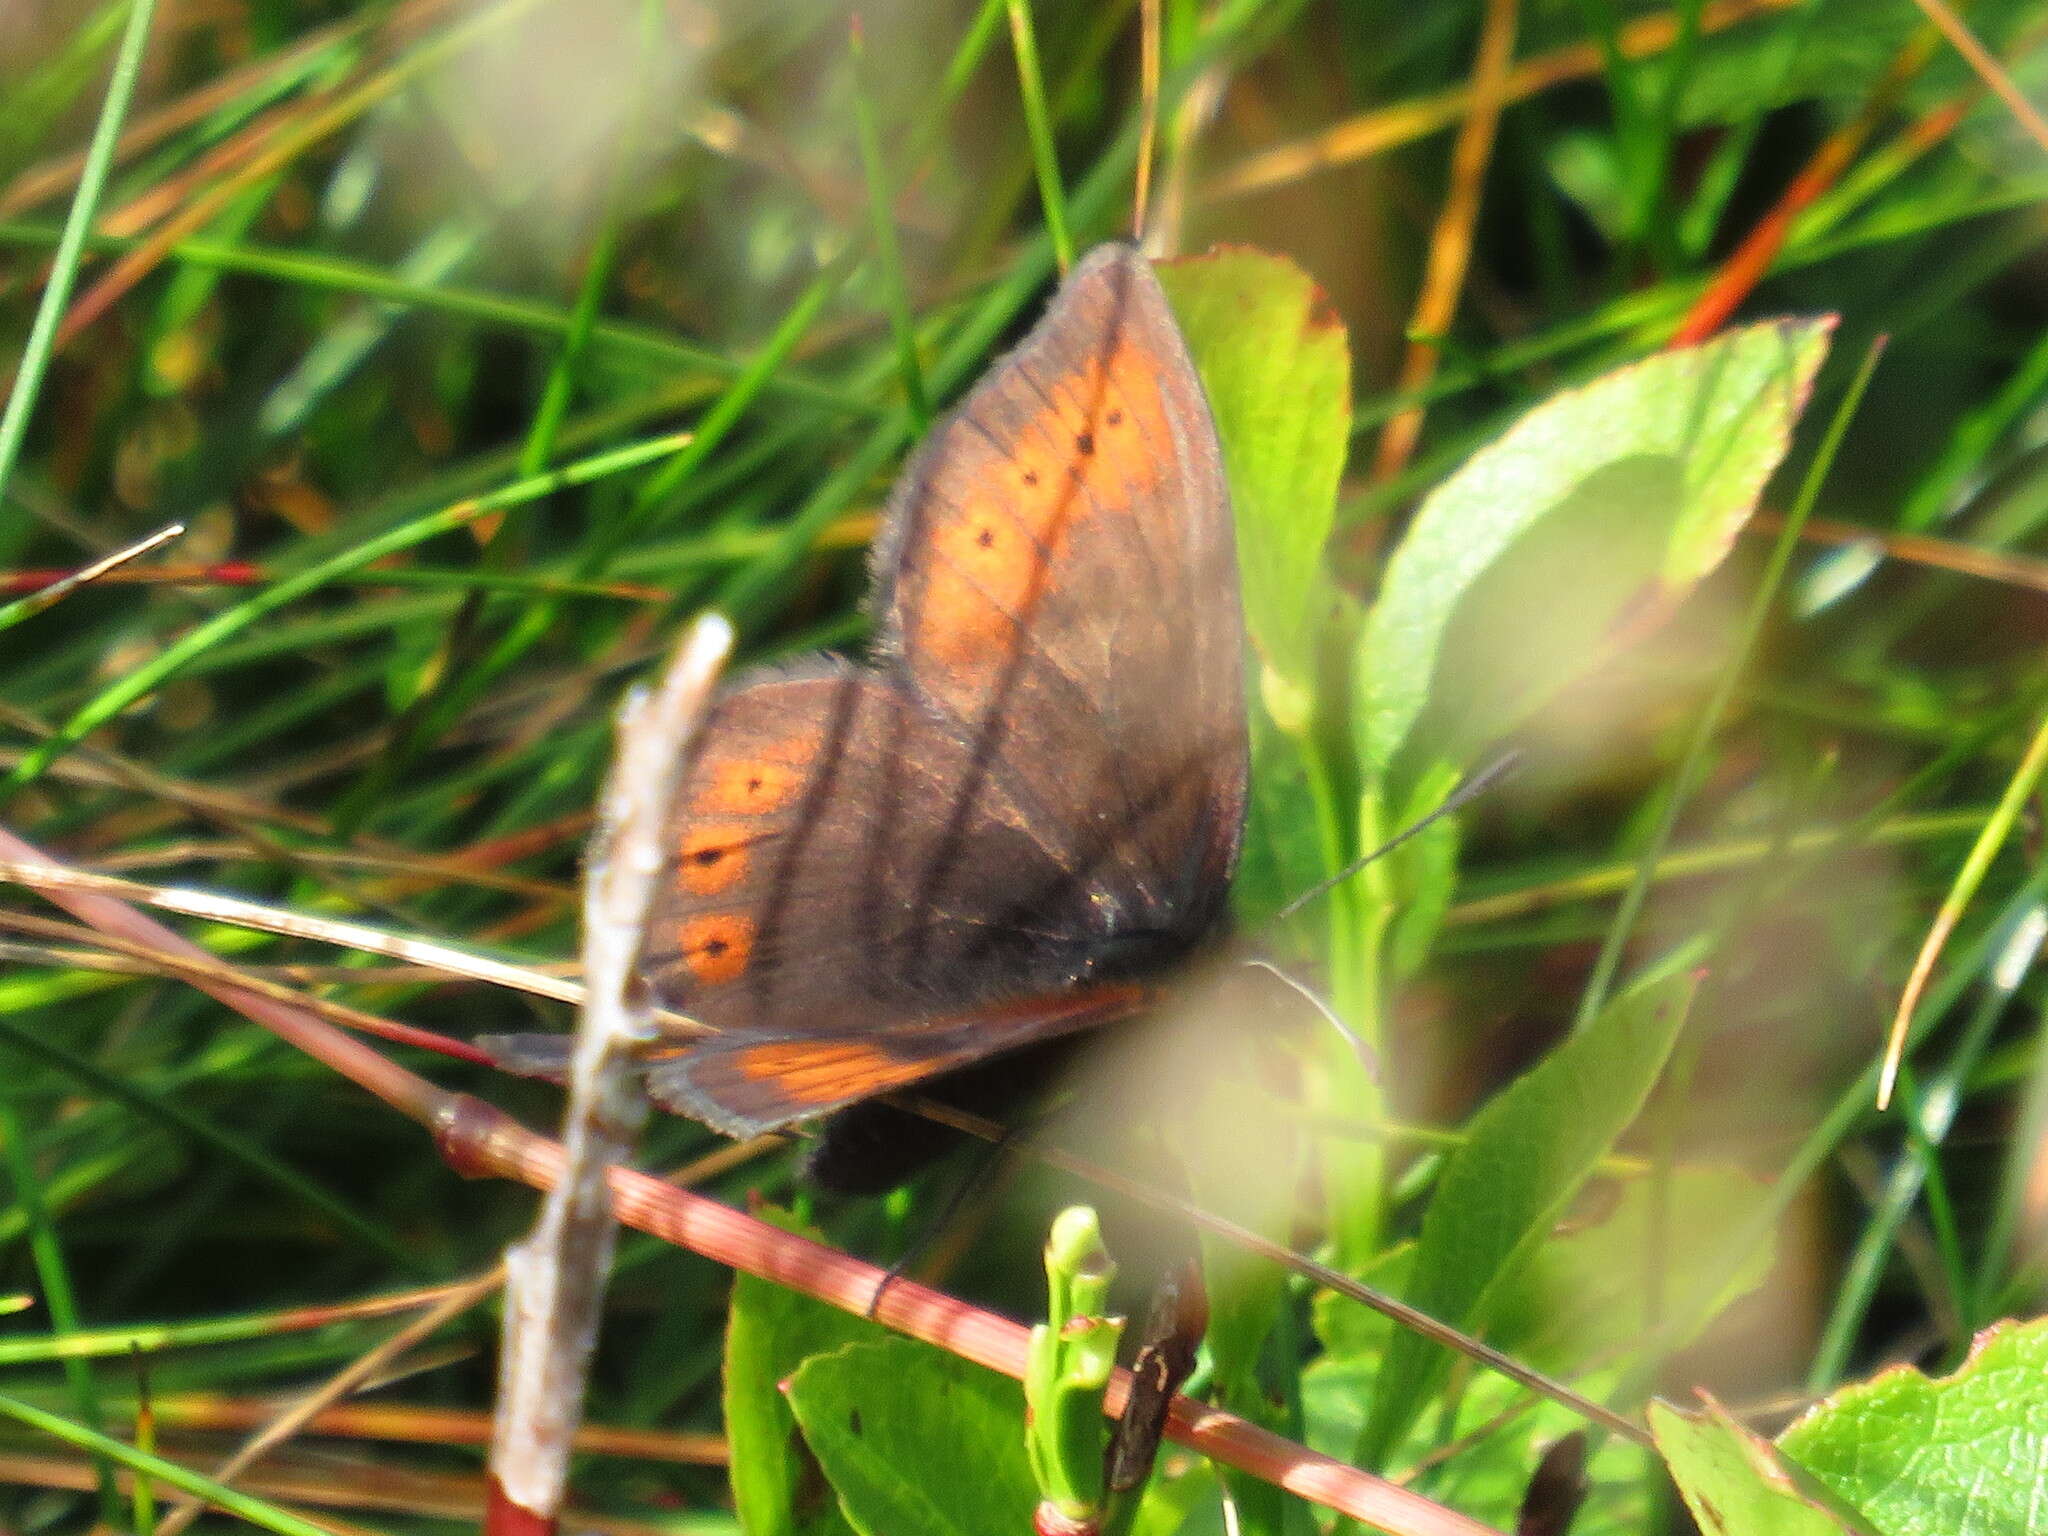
[3,1,2048,1531]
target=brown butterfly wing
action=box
[633,664,1135,1133]
[874,243,1246,950]
[636,244,1245,1136]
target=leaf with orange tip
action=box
[1357,316,1833,781]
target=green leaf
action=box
[1156,246,1351,700]
[1653,1397,1878,1536]
[1676,0,2038,130]
[1356,318,1832,779]
[1778,1318,2048,1536]
[1308,1348,1655,1534]
[785,1338,1039,1536]
[1492,1164,1776,1373]
[723,1209,881,1536]
[1358,965,1700,1466]
[1385,760,1466,978]
[1232,691,1336,927]
[1309,1248,1666,1534]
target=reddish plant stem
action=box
[0,822,1504,1536]
[0,563,265,594]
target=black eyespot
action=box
[976,527,995,548]
[1022,469,1039,486]
[694,846,723,865]
[1076,431,1095,454]
[1106,409,1123,426]
[703,937,729,957]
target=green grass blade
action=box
[0,0,161,512]
[2,1099,117,1520]
[850,19,931,428]
[0,1391,335,1536]
[1006,0,1073,272]
[0,429,693,802]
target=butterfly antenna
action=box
[1275,749,1524,922]
[1132,0,1161,242]
[1241,958,1378,1079]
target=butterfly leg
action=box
[860,1106,1047,1317]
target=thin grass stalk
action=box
[0,0,161,510]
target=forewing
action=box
[623,247,1251,1140]
[874,244,1247,937]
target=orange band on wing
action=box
[726,1038,940,1107]
[905,337,1176,677]
[639,982,1157,1135]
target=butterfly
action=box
[487,244,1247,1183]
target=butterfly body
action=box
[488,245,1247,1148]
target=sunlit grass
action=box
[2,1,2046,1530]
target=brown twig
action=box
[488,614,731,1531]
[95,105,308,242]
[0,829,447,1122]
[139,1396,726,1465]
[0,906,492,1062]
[1372,0,1519,483]
[0,523,182,624]
[0,860,588,1016]
[94,839,568,902]
[0,1277,503,1364]
[0,563,668,600]
[0,1449,664,1536]
[1749,510,2048,595]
